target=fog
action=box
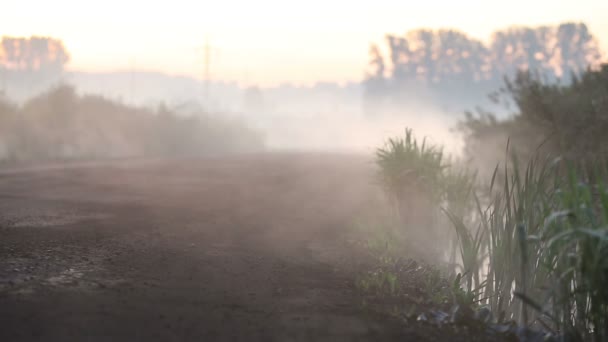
[2,7,608,341]
[0,75,467,162]
[245,106,460,157]
[3,23,599,163]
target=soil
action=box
[0,153,488,341]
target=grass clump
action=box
[446,148,608,340]
[374,128,476,263]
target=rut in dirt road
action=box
[0,154,421,341]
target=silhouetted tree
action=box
[365,23,604,114]
[0,36,69,74]
[0,36,70,100]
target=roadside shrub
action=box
[375,128,476,263]
[460,64,608,172]
[447,150,608,340]
[0,85,264,162]
[374,126,608,339]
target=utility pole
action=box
[129,58,136,105]
[196,36,219,108]
[203,36,211,104]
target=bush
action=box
[0,85,264,162]
[460,64,608,171]
[375,128,476,263]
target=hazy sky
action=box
[3,0,608,86]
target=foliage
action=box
[0,36,69,73]
[376,128,446,206]
[373,125,608,339]
[374,128,477,263]
[447,150,608,340]
[460,64,608,170]
[370,27,608,338]
[365,23,603,111]
[0,85,264,162]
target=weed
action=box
[447,150,608,340]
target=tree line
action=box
[365,23,604,112]
[0,86,264,162]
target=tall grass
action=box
[375,128,475,263]
[376,128,446,212]
[376,129,608,339]
[447,150,608,340]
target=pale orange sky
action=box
[2,0,608,86]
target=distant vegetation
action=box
[365,23,603,113]
[5,24,601,121]
[0,36,69,74]
[0,85,264,163]
[0,36,70,100]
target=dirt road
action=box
[0,153,423,341]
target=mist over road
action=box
[0,154,417,341]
